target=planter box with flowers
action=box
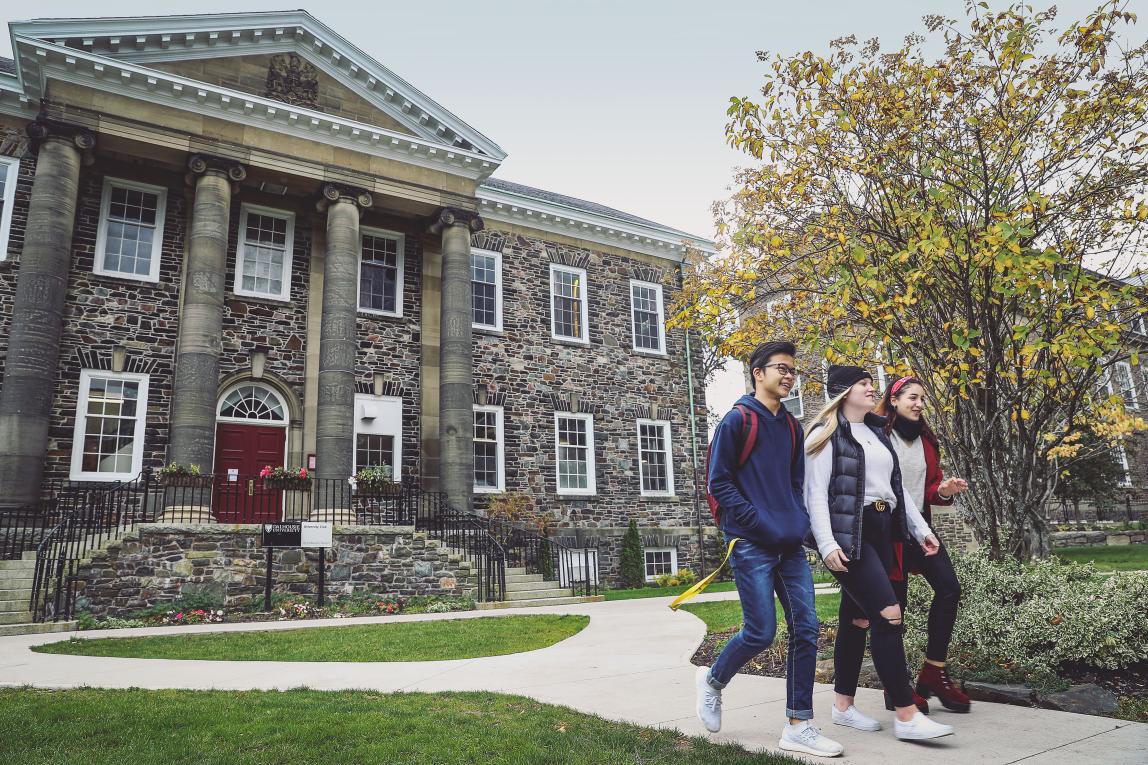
[156,462,211,488]
[350,465,401,497]
[260,465,312,491]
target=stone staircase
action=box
[476,566,604,610]
[0,554,77,637]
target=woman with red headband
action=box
[874,376,971,713]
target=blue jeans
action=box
[708,540,818,720]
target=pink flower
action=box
[299,468,308,478]
[259,466,271,478]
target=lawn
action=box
[0,688,804,765]
[607,568,835,601]
[1054,544,1148,572]
[679,592,842,634]
[33,615,587,662]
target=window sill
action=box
[473,325,504,336]
[232,291,292,305]
[555,492,597,500]
[93,269,162,285]
[631,347,668,358]
[551,336,591,348]
[359,309,404,320]
[639,494,679,502]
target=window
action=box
[70,370,149,481]
[473,405,505,492]
[218,384,286,422]
[359,227,404,317]
[782,375,804,418]
[0,156,17,259]
[1117,444,1132,488]
[353,394,402,475]
[644,548,677,582]
[558,547,600,587]
[555,412,596,494]
[94,178,167,282]
[550,264,589,343]
[1133,313,1147,336]
[1114,361,1140,411]
[471,249,502,331]
[235,205,295,301]
[637,419,674,496]
[630,280,666,354]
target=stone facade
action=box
[73,525,476,619]
[1049,529,1146,548]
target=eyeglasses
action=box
[762,363,800,378]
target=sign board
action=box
[301,522,333,548]
[227,468,239,482]
[261,522,301,547]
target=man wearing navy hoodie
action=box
[695,341,843,758]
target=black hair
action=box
[748,341,797,375]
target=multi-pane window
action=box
[630,280,666,353]
[353,394,403,475]
[95,179,167,281]
[550,264,589,343]
[782,376,804,418]
[1117,444,1133,488]
[355,434,395,472]
[644,548,677,582]
[471,250,502,331]
[218,385,286,422]
[70,371,148,481]
[637,419,674,496]
[473,405,505,492]
[236,205,294,301]
[1114,361,1140,410]
[0,156,17,260]
[359,228,404,316]
[555,412,595,494]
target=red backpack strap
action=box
[786,411,799,464]
[734,404,759,466]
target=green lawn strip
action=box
[679,592,842,634]
[0,688,803,765]
[606,569,835,601]
[1053,545,1148,572]
[32,615,588,662]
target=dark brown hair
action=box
[876,376,939,448]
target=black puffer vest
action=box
[809,411,911,560]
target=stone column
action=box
[315,184,372,481]
[431,208,483,512]
[168,155,246,471]
[0,119,94,506]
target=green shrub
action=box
[618,519,645,589]
[653,569,699,588]
[904,551,1148,686]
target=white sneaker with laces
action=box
[778,720,844,758]
[894,711,954,740]
[831,704,882,731]
[695,666,722,733]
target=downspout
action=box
[680,262,706,575]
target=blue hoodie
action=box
[709,393,809,550]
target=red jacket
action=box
[891,434,952,580]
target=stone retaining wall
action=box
[1049,530,1147,548]
[73,524,476,619]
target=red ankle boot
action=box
[916,663,971,712]
[884,688,930,714]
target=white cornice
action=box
[477,183,716,262]
[11,36,499,181]
[8,11,506,161]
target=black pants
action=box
[830,506,915,708]
[891,539,961,663]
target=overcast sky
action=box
[3,0,1140,423]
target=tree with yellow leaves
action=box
[673,1,1148,559]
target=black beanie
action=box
[826,365,872,398]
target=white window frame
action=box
[558,547,600,587]
[357,226,405,318]
[549,263,590,344]
[644,547,678,582]
[1114,360,1140,411]
[554,412,596,495]
[629,279,667,355]
[636,418,675,497]
[234,204,295,302]
[471,248,503,332]
[1116,444,1132,488]
[0,156,18,260]
[93,177,167,283]
[473,404,505,493]
[70,370,149,482]
[352,393,403,476]
[782,375,804,418]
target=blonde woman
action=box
[804,365,954,741]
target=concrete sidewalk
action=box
[1,591,1144,764]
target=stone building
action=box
[0,11,714,586]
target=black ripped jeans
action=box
[830,506,915,708]
[891,538,961,663]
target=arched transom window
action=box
[218,384,286,422]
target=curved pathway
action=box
[1,591,1144,764]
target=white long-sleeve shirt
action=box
[804,424,933,559]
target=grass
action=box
[0,688,803,765]
[32,615,587,662]
[606,567,835,601]
[1054,545,1148,572]
[679,592,842,634]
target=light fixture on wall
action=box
[250,348,267,380]
[111,346,127,373]
[373,372,385,397]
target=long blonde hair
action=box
[805,389,850,456]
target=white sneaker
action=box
[894,711,954,740]
[831,704,882,731]
[778,720,844,758]
[695,666,722,733]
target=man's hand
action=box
[824,549,850,572]
[922,535,941,556]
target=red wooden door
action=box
[213,424,286,522]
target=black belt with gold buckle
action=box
[865,500,890,513]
